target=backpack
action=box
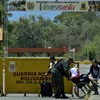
[54,59,70,77]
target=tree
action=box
[0,0,3,26]
[7,11,100,58]
[79,41,98,60]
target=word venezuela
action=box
[12,72,51,84]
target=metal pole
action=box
[44,36,46,48]
[68,24,71,56]
[3,0,8,96]
[86,13,89,60]
[87,30,89,60]
[4,0,8,58]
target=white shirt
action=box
[49,61,57,69]
[70,67,79,78]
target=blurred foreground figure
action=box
[87,59,100,95]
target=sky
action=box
[8,11,62,21]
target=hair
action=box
[68,58,74,63]
[91,59,97,63]
[50,56,56,60]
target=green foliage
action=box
[7,12,100,58]
[79,42,98,60]
[93,34,100,50]
[0,0,4,26]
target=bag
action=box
[40,81,52,97]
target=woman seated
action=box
[70,66,80,84]
[69,64,90,85]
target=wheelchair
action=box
[73,74,98,98]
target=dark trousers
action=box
[51,68,65,97]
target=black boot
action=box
[61,95,69,99]
[54,92,61,99]
[61,89,69,99]
[54,94,61,99]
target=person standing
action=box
[87,59,100,95]
[46,58,74,99]
[48,56,57,73]
[44,56,58,96]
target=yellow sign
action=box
[8,0,89,12]
[0,58,3,95]
[5,57,73,94]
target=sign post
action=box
[4,0,8,58]
[3,0,8,96]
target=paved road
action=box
[0,94,100,100]
[0,94,81,100]
[0,64,100,100]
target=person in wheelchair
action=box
[69,64,80,84]
[69,65,92,98]
[87,59,100,95]
[69,65,90,85]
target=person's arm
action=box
[44,63,52,76]
[96,65,100,79]
[62,60,70,79]
[77,68,80,76]
[87,66,92,75]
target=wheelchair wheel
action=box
[74,82,91,98]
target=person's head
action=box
[91,59,97,67]
[68,58,74,67]
[50,56,56,63]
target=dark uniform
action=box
[48,58,74,99]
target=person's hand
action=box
[44,73,48,76]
